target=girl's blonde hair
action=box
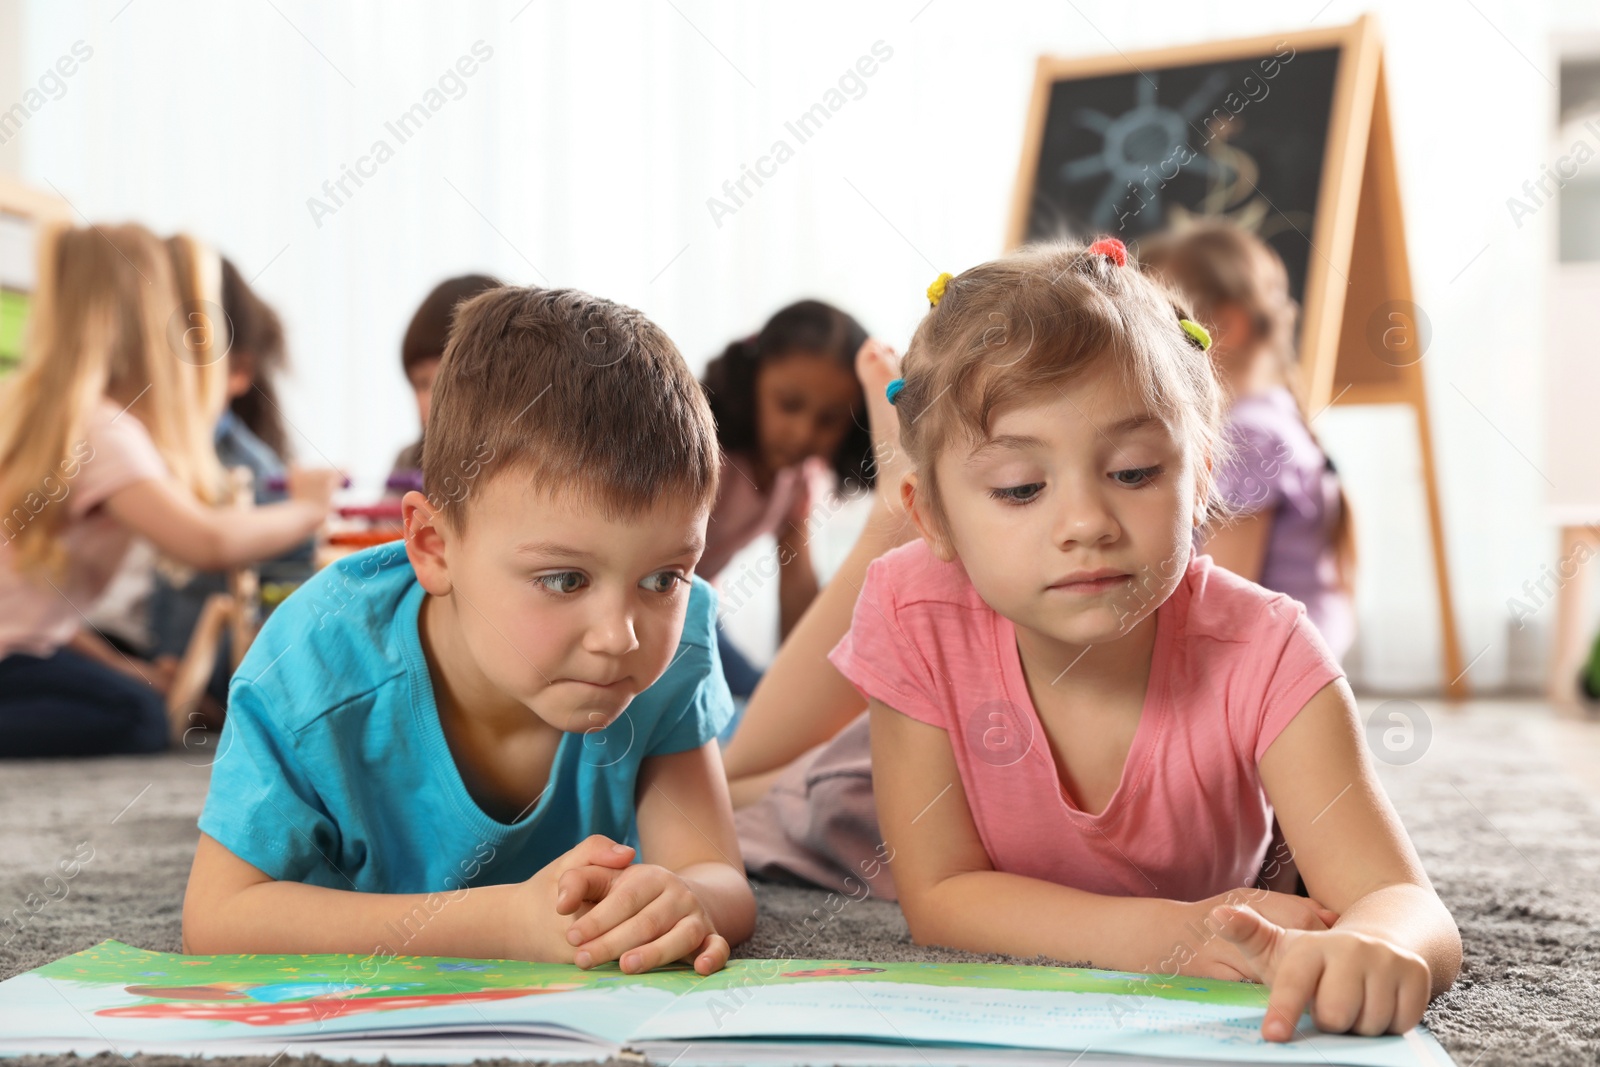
[0,222,226,576]
[892,239,1231,543]
[166,231,231,459]
[1137,221,1356,594]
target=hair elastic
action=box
[1178,318,1212,351]
[926,272,953,307]
[886,378,906,405]
[1085,237,1128,266]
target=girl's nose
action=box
[1051,478,1121,547]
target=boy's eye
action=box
[989,483,1044,505]
[1111,465,1163,488]
[535,571,587,595]
[641,571,689,595]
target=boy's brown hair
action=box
[892,239,1232,542]
[422,285,720,531]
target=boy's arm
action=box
[634,739,757,947]
[869,699,1200,971]
[181,831,627,962]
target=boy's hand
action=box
[1212,904,1432,1042]
[559,860,730,976]
[524,835,638,962]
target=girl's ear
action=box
[902,472,956,562]
[402,490,452,595]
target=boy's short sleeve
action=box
[197,680,342,884]
[826,554,948,730]
[1248,597,1347,763]
[644,577,736,756]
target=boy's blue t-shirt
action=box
[197,541,735,895]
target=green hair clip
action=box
[1179,318,1212,352]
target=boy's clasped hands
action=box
[533,835,731,976]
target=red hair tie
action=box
[1086,238,1128,267]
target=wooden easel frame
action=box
[0,174,70,225]
[0,175,70,373]
[1008,14,1467,697]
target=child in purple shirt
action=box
[1142,222,1356,661]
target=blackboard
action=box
[1017,46,1340,307]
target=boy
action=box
[389,273,500,474]
[183,286,755,976]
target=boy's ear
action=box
[902,472,955,562]
[402,490,452,595]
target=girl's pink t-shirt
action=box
[826,539,1345,903]
[0,399,169,659]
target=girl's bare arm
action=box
[102,469,336,571]
[721,506,912,784]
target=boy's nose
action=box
[583,608,640,657]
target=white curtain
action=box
[13,0,1594,691]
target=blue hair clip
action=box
[886,378,906,405]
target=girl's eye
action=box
[989,483,1044,505]
[1111,465,1164,488]
[535,571,587,595]
[641,571,689,595]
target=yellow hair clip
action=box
[926,272,953,307]
[1179,318,1212,352]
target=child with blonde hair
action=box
[0,222,338,757]
[845,238,1457,1040]
[731,237,1458,1043]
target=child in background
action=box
[389,273,502,476]
[839,240,1457,1040]
[84,233,232,659]
[723,338,916,897]
[184,285,755,974]
[147,254,314,710]
[0,223,338,758]
[699,300,876,701]
[212,255,299,503]
[1140,221,1356,661]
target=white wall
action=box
[9,0,1598,691]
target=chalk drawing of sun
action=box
[1058,71,1231,229]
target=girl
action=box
[147,253,315,710]
[835,239,1458,1041]
[699,300,877,700]
[0,222,340,758]
[1139,222,1356,660]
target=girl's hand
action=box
[285,466,343,511]
[1183,890,1338,982]
[1213,903,1432,1042]
[559,860,729,976]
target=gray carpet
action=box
[2,703,1597,1067]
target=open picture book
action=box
[0,940,1457,1066]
